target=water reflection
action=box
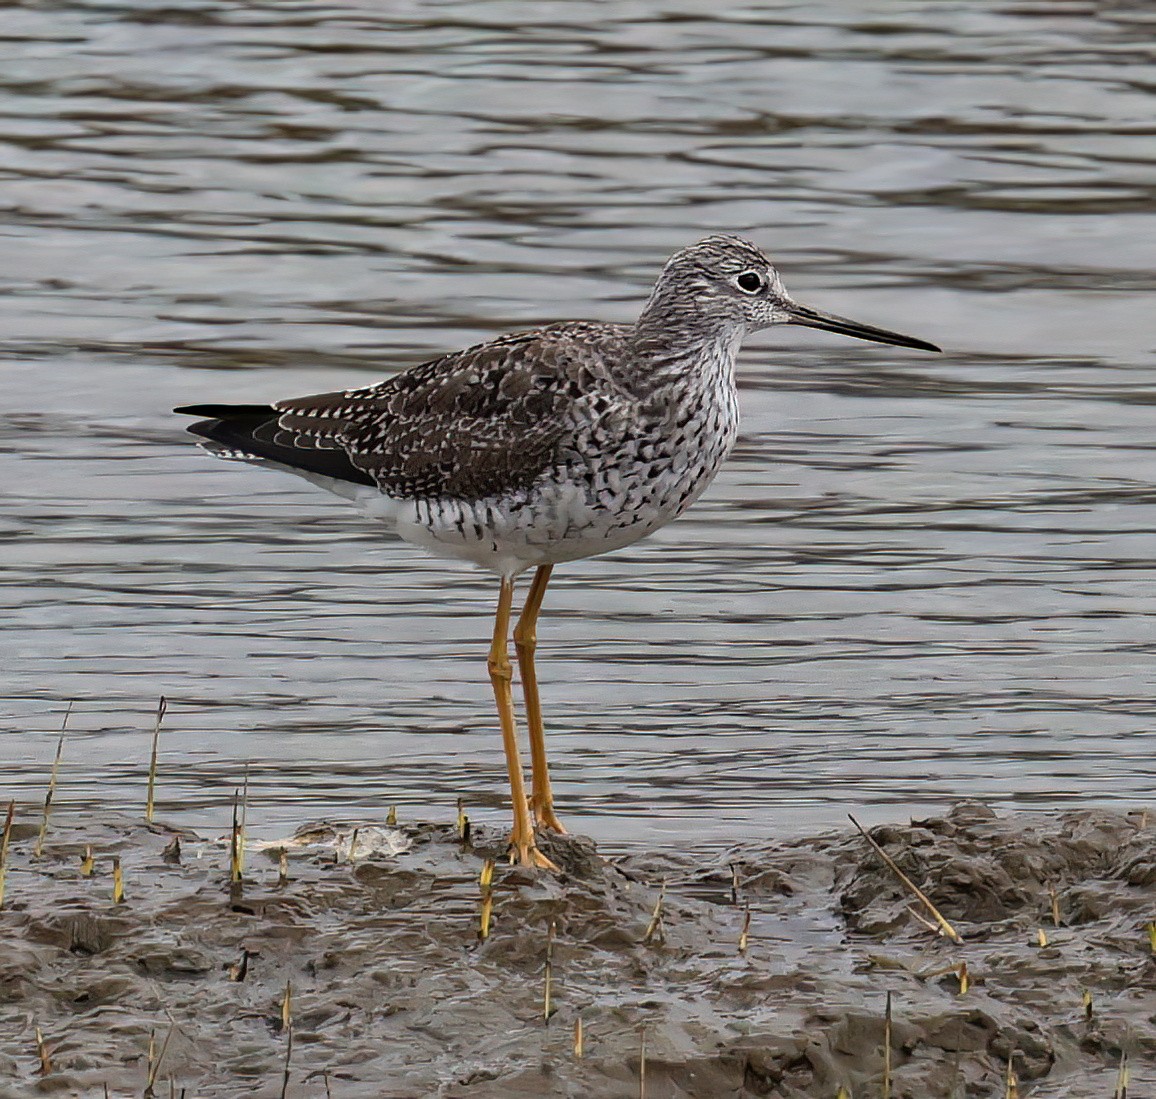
[1,2,1153,851]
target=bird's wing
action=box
[266,322,632,500]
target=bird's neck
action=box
[627,303,743,398]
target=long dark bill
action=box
[786,302,941,353]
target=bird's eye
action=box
[736,271,764,294]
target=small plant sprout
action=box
[35,1026,52,1075]
[229,790,243,883]
[1005,1053,1019,1099]
[478,858,495,942]
[643,880,666,946]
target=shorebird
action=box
[176,235,938,868]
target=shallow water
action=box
[2,1,1154,849]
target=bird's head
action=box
[639,234,939,353]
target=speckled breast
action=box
[394,365,741,576]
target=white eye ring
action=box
[735,270,764,294]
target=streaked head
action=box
[642,234,939,353]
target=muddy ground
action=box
[0,801,1152,1097]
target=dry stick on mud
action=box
[35,703,71,858]
[1114,1050,1130,1099]
[111,856,125,904]
[543,921,556,1022]
[239,763,251,872]
[573,1016,584,1059]
[848,815,963,944]
[638,1027,647,1099]
[146,696,166,824]
[279,979,294,1099]
[882,991,892,1099]
[0,801,13,910]
[145,1031,156,1097]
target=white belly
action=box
[352,438,730,578]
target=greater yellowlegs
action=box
[176,235,939,868]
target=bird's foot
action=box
[508,837,559,871]
[531,801,568,835]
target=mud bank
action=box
[0,802,1152,1097]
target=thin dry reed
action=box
[638,1027,647,1099]
[543,921,556,1022]
[279,980,293,1099]
[882,990,892,1099]
[0,801,13,909]
[35,704,71,859]
[1113,1051,1129,1099]
[145,696,167,824]
[849,815,962,944]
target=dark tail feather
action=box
[173,403,375,488]
[174,403,278,418]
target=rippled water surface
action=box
[2,1,1154,850]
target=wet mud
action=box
[1,802,1152,1097]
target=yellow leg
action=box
[514,564,567,834]
[489,576,556,870]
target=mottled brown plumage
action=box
[271,322,631,501]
